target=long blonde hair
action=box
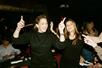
[64,18,80,45]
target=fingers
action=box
[50,21,53,30]
[60,17,66,24]
[82,34,90,40]
[50,21,54,33]
[84,38,97,48]
[21,16,23,20]
[82,34,87,38]
[20,16,24,23]
[59,17,66,25]
[83,34,97,47]
[17,16,25,29]
[82,34,90,43]
[84,38,89,44]
[62,17,66,23]
[82,34,91,42]
[50,21,53,27]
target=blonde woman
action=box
[59,18,84,68]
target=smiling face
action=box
[36,18,48,33]
[66,21,76,33]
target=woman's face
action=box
[66,21,75,33]
[36,18,48,33]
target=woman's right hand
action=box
[82,34,97,48]
[58,17,66,34]
[17,16,25,30]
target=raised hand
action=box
[58,17,66,34]
[50,21,59,38]
[82,34,97,48]
[13,16,25,38]
[50,21,54,33]
[17,16,25,29]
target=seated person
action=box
[0,36,21,62]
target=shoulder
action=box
[0,45,3,49]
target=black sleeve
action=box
[78,40,84,51]
[12,32,31,45]
[51,33,66,49]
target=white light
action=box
[60,4,66,8]
[60,4,69,8]
[66,4,69,8]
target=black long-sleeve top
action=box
[13,31,64,68]
[60,39,84,68]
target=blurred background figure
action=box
[0,36,21,63]
[82,21,98,36]
[81,21,99,65]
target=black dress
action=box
[13,31,64,68]
[60,39,84,68]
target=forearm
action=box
[59,33,65,42]
[59,28,65,42]
[13,27,21,38]
[94,45,102,60]
[14,49,21,54]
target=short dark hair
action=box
[1,36,11,42]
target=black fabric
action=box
[60,39,84,68]
[13,31,64,68]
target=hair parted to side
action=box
[33,14,49,31]
[35,15,48,24]
[64,18,81,46]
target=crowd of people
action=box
[0,14,102,68]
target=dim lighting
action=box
[60,4,69,8]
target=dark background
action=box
[0,0,102,32]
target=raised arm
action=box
[12,16,30,45]
[58,17,66,42]
[50,21,59,38]
[51,17,66,49]
[13,16,25,38]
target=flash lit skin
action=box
[37,18,48,33]
[66,21,75,33]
